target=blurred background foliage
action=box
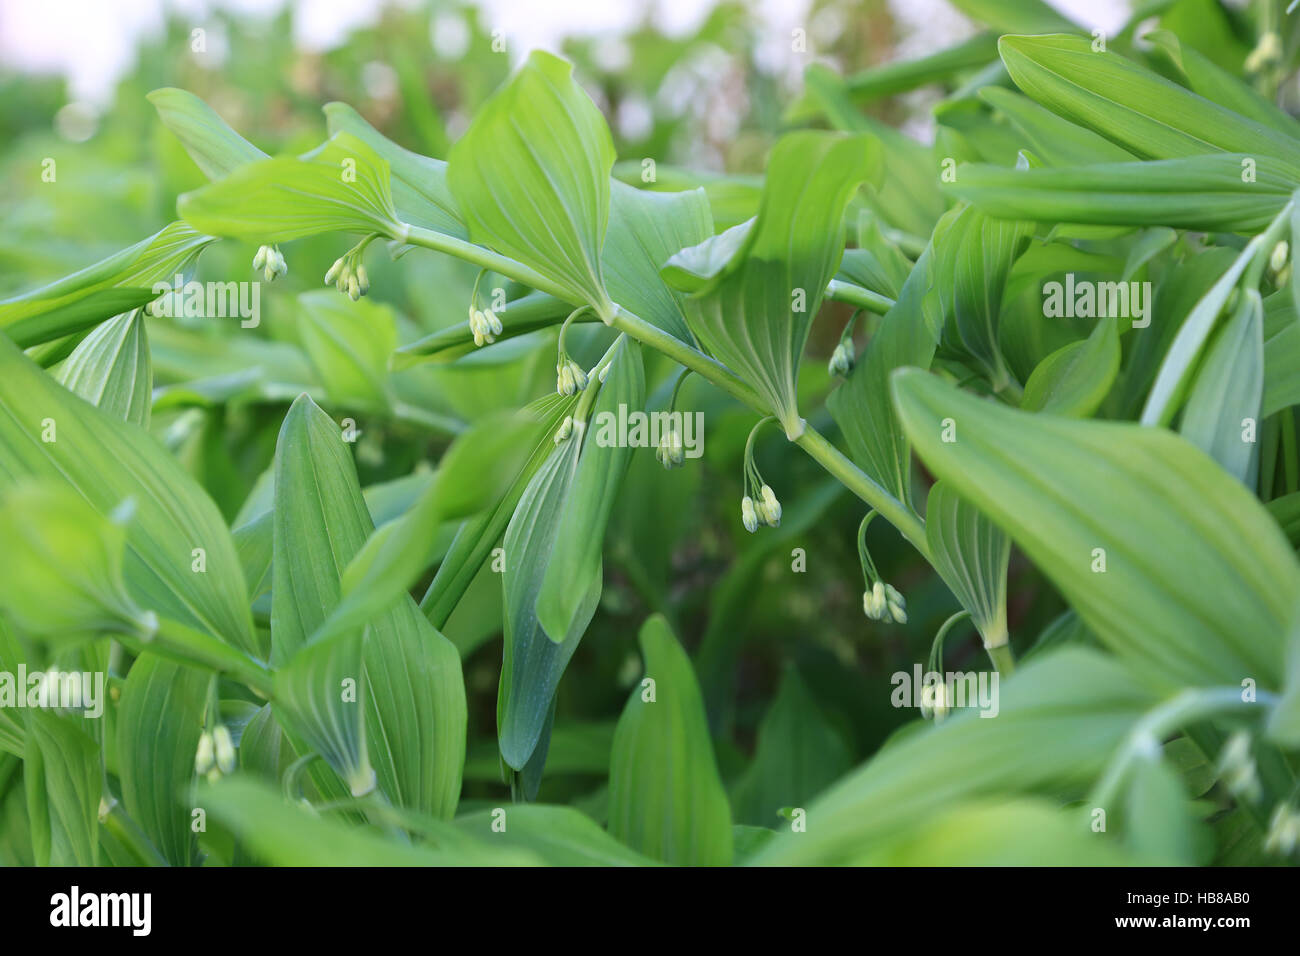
[0,0,1078,818]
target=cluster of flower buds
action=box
[554,415,574,444]
[828,341,854,378]
[469,306,503,347]
[656,427,684,469]
[252,245,288,282]
[862,580,907,624]
[1216,731,1262,803]
[324,254,370,301]
[919,680,948,722]
[555,357,589,395]
[195,724,236,783]
[741,483,782,532]
[1270,240,1291,287]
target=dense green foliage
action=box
[2,0,1300,867]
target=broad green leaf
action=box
[326,410,545,642]
[148,87,267,179]
[925,481,1010,649]
[669,131,877,438]
[1124,755,1198,864]
[270,395,466,815]
[999,35,1300,164]
[1021,314,1120,417]
[496,418,588,770]
[1178,289,1263,485]
[0,485,143,639]
[855,798,1148,865]
[201,777,528,866]
[324,101,466,239]
[536,338,644,642]
[0,223,214,348]
[753,648,1155,865]
[979,87,1135,166]
[116,655,208,865]
[946,155,1296,233]
[800,65,944,238]
[1144,30,1300,140]
[603,181,712,343]
[892,368,1300,687]
[828,230,947,507]
[296,290,394,411]
[453,805,656,866]
[55,310,152,425]
[729,667,853,827]
[447,51,616,315]
[658,219,753,293]
[608,615,732,865]
[24,710,100,867]
[950,0,1076,33]
[1142,222,1275,426]
[419,393,577,628]
[179,132,404,243]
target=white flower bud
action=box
[195,732,215,774]
[324,258,345,286]
[252,246,268,271]
[568,360,589,391]
[557,364,575,395]
[759,485,781,526]
[554,416,574,444]
[741,495,758,533]
[484,309,503,335]
[1270,241,1289,275]
[355,264,369,295]
[212,725,236,774]
[1264,803,1300,857]
[828,342,854,377]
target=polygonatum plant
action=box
[3,0,1300,871]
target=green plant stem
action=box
[825,279,895,314]
[985,642,1016,676]
[127,616,273,699]
[1088,687,1275,814]
[401,226,925,556]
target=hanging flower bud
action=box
[759,484,782,526]
[324,258,345,287]
[656,427,684,469]
[556,363,576,395]
[828,341,854,377]
[884,582,907,624]
[483,308,503,336]
[741,495,758,533]
[256,245,288,282]
[1270,240,1289,275]
[195,732,215,774]
[1217,731,1262,803]
[212,725,236,774]
[354,264,369,296]
[252,246,268,272]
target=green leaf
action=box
[603,181,713,343]
[179,132,404,243]
[892,368,1300,687]
[1124,755,1198,864]
[536,338,644,642]
[270,395,466,814]
[24,710,100,867]
[55,310,152,425]
[925,481,1010,649]
[453,805,657,866]
[729,666,853,827]
[0,313,256,657]
[201,777,522,866]
[979,87,1135,166]
[1021,314,1120,417]
[148,87,267,179]
[998,34,1300,164]
[296,290,394,411]
[0,223,215,348]
[324,101,466,239]
[447,51,616,315]
[670,131,878,438]
[946,155,1296,233]
[753,648,1155,865]
[116,655,208,865]
[608,615,733,865]
[1178,289,1263,485]
[949,0,1076,33]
